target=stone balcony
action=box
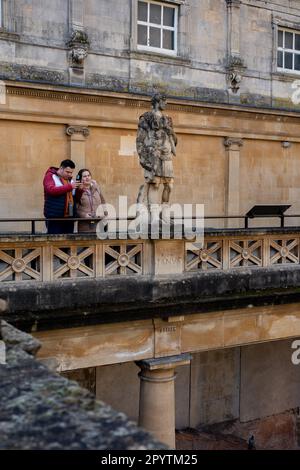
[1,226,300,282]
[1,226,300,332]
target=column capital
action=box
[136,353,192,371]
[66,125,90,138]
[224,137,243,148]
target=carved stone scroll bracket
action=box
[226,55,246,94]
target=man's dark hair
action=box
[60,159,75,169]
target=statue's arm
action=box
[166,117,178,146]
[136,127,147,156]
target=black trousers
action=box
[46,219,74,234]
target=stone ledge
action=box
[1,225,300,241]
[0,30,20,41]
[130,50,191,67]
[2,266,300,331]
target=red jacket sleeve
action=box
[75,188,84,203]
[43,173,73,196]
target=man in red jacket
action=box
[43,159,80,234]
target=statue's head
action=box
[71,47,88,64]
[151,93,167,110]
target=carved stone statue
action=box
[136,93,177,218]
[67,29,90,68]
[71,47,88,65]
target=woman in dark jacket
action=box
[75,169,107,233]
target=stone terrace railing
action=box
[1,227,300,283]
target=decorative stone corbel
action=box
[67,30,90,68]
[226,55,246,93]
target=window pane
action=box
[296,34,300,51]
[285,32,293,49]
[150,3,161,24]
[284,52,293,69]
[138,25,148,46]
[163,7,175,27]
[163,29,174,50]
[277,50,283,67]
[278,30,283,48]
[295,54,300,70]
[149,27,161,47]
[138,1,148,22]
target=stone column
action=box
[2,0,17,32]
[66,125,90,170]
[226,0,241,57]
[68,0,89,85]
[69,0,84,30]
[178,2,191,59]
[224,137,243,228]
[136,354,191,448]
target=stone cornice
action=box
[0,29,20,41]
[4,81,300,123]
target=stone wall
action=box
[0,1,300,108]
[1,84,300,223]
[80,338,300,434]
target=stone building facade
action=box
[2,1,300,448]
[1,0,300,106]
[1,0,300,225]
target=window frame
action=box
[137,0,178,56]
[277,27,300,75]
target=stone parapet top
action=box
[0,226,300,241]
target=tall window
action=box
[137,0,178,55]
[277,28,300,73]
[0,0,2,28]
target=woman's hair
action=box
[77,168,91,181]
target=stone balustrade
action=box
[0,228,300,283]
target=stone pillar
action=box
[136,354,191,448]
[66,125,90,170]
[178,2,191,59]
[224,137,243,227]
[69,0,84,31]
[68,0,89,85]
[226,0,241,57]
[2,0,17,32]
